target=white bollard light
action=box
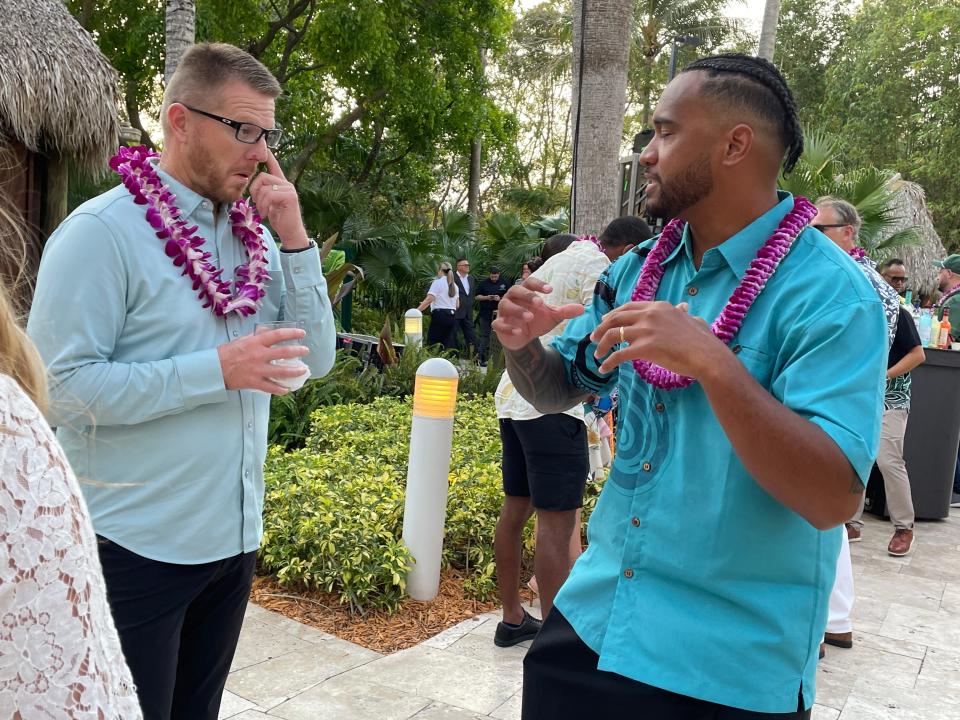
[404,308,423,349]
[402,357,459,600]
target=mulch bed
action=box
[250,570,536,654]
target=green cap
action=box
[933,254,960,273]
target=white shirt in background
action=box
[496,240,610,421]
[428,276,459,311]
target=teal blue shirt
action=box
[551,194,886,713]
[27,164,336,564]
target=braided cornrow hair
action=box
[681,54,804,174]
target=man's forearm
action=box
[505,340,590,414]
[886,346,925,379]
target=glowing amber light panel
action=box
[405,315,422,335]
[413,375,458,419]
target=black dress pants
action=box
[523,609,811,720]
[477,314,494,362]
[97,538,257,720]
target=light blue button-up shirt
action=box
[551,193,886,713]
[27,164,336,564]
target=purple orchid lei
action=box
[935,283,960,309]
[109,145,270,317]
[847,247,867,260]
[580,234,604,253]
[628,196,818,390]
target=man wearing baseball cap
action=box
[933,254,960,322]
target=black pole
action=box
[668,42,679,81]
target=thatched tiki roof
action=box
[0,0,121,310]
[0,0,120,175]
[878,180,946,300]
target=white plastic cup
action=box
[254,320,311,391]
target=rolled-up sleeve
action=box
[771,298,887,485]
[278,244,336,378]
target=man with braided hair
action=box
[493,54,886,718]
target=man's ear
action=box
[166,102,190,142]
[722,123,755,167]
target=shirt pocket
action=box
[733,343,774,388]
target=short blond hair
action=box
[161,43,281,133]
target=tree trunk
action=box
[570,0,635,235]
[165,0,196,85]
[467,48,488,223]
[757,0,781,61]
[467,138,482,219]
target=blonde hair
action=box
[0,139,48,412]
[439,262,456,297]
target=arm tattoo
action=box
[504,340,591,414]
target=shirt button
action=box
[631,517,640,527]
[655,402,665,412]
[244,469,250,478]
[232,330,239,337]
[624,568,634,579]
[294,267,302,274]
[202,200,212,210]
[642,461,652,472]
[247,421,253,430]
[688,286,698,296]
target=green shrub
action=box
[262,391,605,612]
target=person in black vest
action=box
[453,257,478,355]
[475,266,510,366]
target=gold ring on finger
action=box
[619,326,625,344]
[272,184,279,191]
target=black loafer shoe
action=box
[494,610,542,647]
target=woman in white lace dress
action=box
[0,266,142,717]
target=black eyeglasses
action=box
[812,223,849,233]
[884,275,908,283]
[182,104,283,149]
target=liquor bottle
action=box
[919,309,932,347]
[929,313,941,348]
[939,307,952,349]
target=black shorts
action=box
[523,609,811,719]
[499,414,589,511]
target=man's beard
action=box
[191,143,239,205]
[645,155,713,219]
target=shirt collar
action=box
[150,158,208,219]
[662,191,796,279]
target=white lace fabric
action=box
[0,374,142,719]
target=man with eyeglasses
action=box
[28,43,335,718]
[880,258,910,299]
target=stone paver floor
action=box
[220,509,960,719]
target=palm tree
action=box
[757,0,781,61]
[570,0,635,235]
[779,130,920,255]
[164,0,195,84]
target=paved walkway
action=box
[219,509,960,719]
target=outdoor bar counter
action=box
[866,347,960,520]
